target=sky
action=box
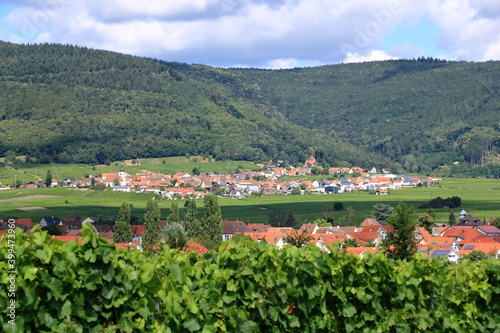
[1,0,500,69]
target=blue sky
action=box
[1,0,499,68]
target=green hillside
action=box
[1,41,499,174]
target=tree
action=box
[45,170,53,187]
[322,205,334,223]
[202,194,223,247]
[381,202,417,261]
[339,206,356,226]
[461,250,490,261]
[333,202,344,211]
[343,238,359,248]
[167,202,180,224]
[268,210,287,227]
[161,223,187,249]
[313,218,332,227]
[283,230,313,247]
[448,210,457,224]
[42,223,62,236]
[416,212,436,233]
[114,202,133,243]
[142,199,161,246]
[371,203,394,224]
[284,210,300,228]
[230,233,254,244]
[184,199,201,238]
[192,167,201,176]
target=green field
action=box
[1,177,499,225]
[1,159,260,186]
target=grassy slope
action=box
[1,178,499,225]
[1,160,260,185]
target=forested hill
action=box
[1,41,499,173]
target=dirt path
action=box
[3,164,42,182]
[0,195,60,202]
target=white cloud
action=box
[266,58,300,69]
[343,50,395,63]
[2,0,500,67]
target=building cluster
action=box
[2,209,499,260]
[222,212,500,262]
[10,158,441,198]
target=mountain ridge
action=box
[0,41,499,174]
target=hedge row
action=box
[1,225,499,332]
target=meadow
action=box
[1,158,260,186]
[0,177,499,225]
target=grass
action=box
[1,177,499,225]
[5,159,260,185]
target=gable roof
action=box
[223,220,253,234]
[15,218,34,228]
[459,243,500,255]
[475,225,500,235]
[41,216,61,225]
[185,242,209,254]
[360,218,380,226]
[344,247,379,256]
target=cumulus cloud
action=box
[343,50,395,63]
[2,0,500,67]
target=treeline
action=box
[1,41,500,174]
[3,225,499,332]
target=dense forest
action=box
[0,41,499,175]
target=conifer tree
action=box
[167,202,180,224]
[45,170,52,187]
[339,206,356,226]
[114,202,132,243]
[184,199,201,238]
[381,202,417,261]
[448,210,456,225]
[202,194,223,245]
[142,199,161,246]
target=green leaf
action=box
[342,303,356,317]
[240,321,260,333]
[60,300,72,318]
[183,318,201,332]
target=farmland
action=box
[1,177,499,225]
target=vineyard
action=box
[2,225,499,332]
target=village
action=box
[2,208,499,262]
[5,156,443,198]
[1,156,499,261]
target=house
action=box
[315,234,348,252]
[417,249,460,263]
[303,157,318,167]
[376,189,388,195]
[82,217,102,225]
[349,231,381,246]
[13,218,34,231]
[457,210,483,226]
[63,178,81,187]
[344,247,379,258]
[367,166,378,173]
[299,224,319,234]
[222,220,253,241]
[360,218,380,227]
[113,186,131,192]
[229,189,244,199]
[39,216,61,227]
[474,225,500,236]
[459,243,500,258]
[324,184,339,194]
